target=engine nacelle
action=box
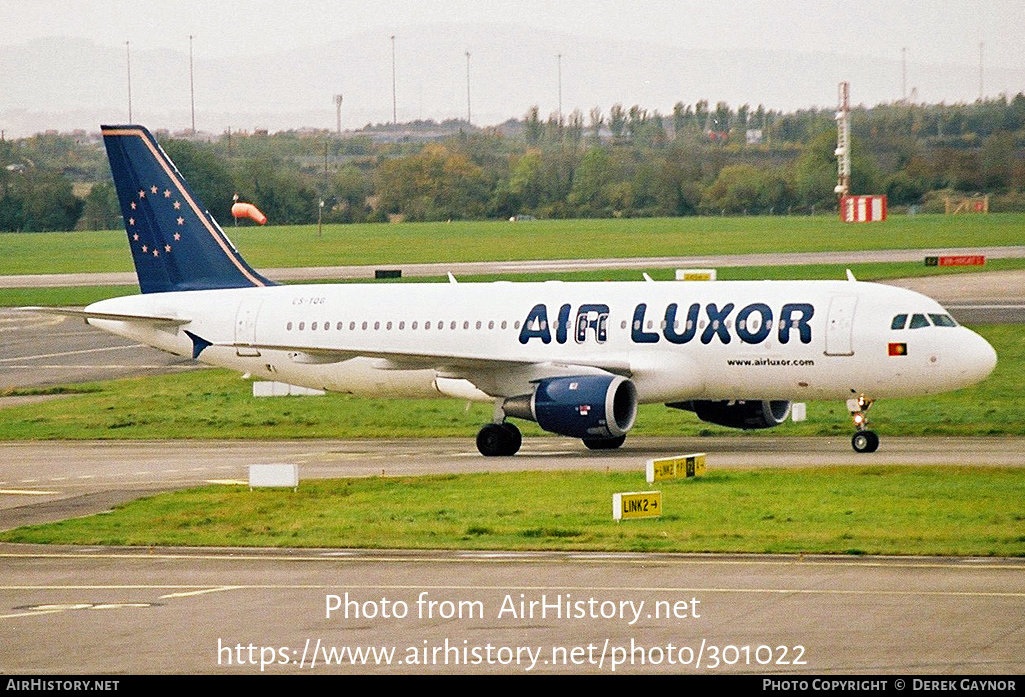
[503,375,638,440]
[668,399,791,430]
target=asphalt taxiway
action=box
[2,543,1023,674]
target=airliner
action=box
[33,125,998,456]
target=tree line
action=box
[2,93,1025,232]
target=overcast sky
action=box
[3,0,1021,64]
[2,1,1023,135]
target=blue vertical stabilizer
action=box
[101,125,275,293]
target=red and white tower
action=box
[836,82,887,222]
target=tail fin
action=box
[101,125,275,294]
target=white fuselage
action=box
[84,278,997,406]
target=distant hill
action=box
[2,24,1024,137]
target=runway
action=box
[1,543,1022,674]
[0,307,197,391]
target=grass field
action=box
[2,467,1022,555]
[2,213,1024,276]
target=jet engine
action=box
[667,399,791,430]
[503,375,638,440]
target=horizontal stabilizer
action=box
[20,306,191,326]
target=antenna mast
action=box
[834,81,851,198]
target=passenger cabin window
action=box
[891,314,908,330]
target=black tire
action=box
[476,423,520,456]
[500,422,522,454]
[851,430,880,453]
[583,434,627,450]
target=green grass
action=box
[2,467,1023,555]
[0,285,139,307]
[0,325,1020,440]
[2,213,1024,276]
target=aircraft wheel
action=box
[477,423,520,456]
[851,430,880,453]
[500,422,522,454]
[583,435,627,450]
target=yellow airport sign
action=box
[646,453,706,483]
[613,491,662,521]
[675,268,717,281]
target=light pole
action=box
[391,35,397,125]
[979,42,984,101]
[465,51,471,125]
[901,47,907,101]
[125,40,132,122]
[189,35,196,132]
[557,53,563,124]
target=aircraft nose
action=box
[961,329,998,385]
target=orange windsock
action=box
[231,201,267,225]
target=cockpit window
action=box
[909,314,931,329]
[893,312,958,330]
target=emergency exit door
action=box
[234,297,263,357]
[824,295,857,356]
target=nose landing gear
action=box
[848,395,879,453]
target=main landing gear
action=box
[476,422,522,457]
[583,435,627,450]
[848,395,879,453]
[475,422,628,456]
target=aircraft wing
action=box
[219,339,632,378]
[19,306,192,326]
